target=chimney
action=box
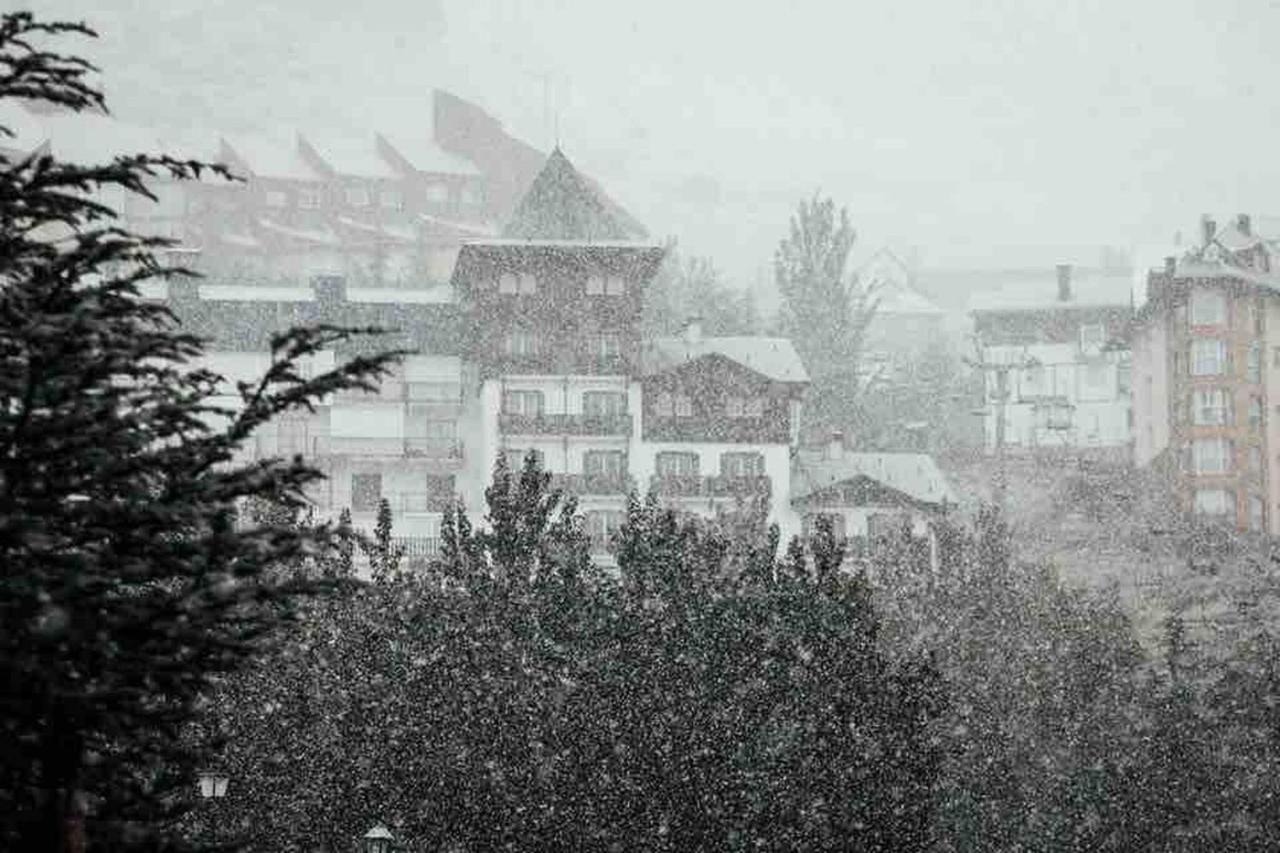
[827,430,844,461]
[1201,214,1217,247]
[1238,213,1252,237]
[683,315,703,346]
[1056,263,1072,302]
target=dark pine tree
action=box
[0,13,401,851]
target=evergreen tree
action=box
[774,194,879,443]
[0,14,400,850]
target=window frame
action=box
[720,451,765,477]
[1190,339,1228,376]
[351,472,382,513]
[655,451,699,477]
[583,391,627,417]
[1190,289,1227,325]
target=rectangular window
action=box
[1079,323,1106,349]
[503,330,542,358]
[605,275,626,295]
[426,184,449,204]
[803,513,847,542]
[351,473,382,513]
[721,452,765,477]
[1250,446,1263,477]
[1022,365,1045,397]
[656,451,699,477]
[502,389,544,416]
[584,450,625,477]
[1190,339,1227,376]
[379,189,403,210]
[1250,396,1264,431]
[586,275,605,296]
[498,273,519,294]
[675,394,693,417]
[299,187,321,209]
[346,186,370,207]
[518,273,537,295]
[265,189,288,208]
[1192,438,1233,475]
[1193,388,1231,426]
[1251,495,1265,532]
[1194,488,1233,517]
[726,396,745,418]
[1249,342,1262,382]
[585,510,624,551]
[504,447,545,469]
[654,391,674,416]
[1117,361,1132,394]
[1084,362,1109,391]
[583,391,627,416]
[461,184,481,205]
[1191,289,1227,325]
[592,332,622,360]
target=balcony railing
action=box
[650,474,772,499]
[404,437,464,459]
[550,473,634,497]
[391,536,441,558]
[498,412,633,437]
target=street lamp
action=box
[197,770,229,799]
[363,823,393,853]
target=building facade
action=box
[1132,214,1279,533]
[970,264,1133,456]
[156,148,954,560]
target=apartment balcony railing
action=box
[391,536,442,559]
[649,474,772,499]
[550,473,635,497]
[404,437,465,459]
[498,412,633,437]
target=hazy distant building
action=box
[1132,214,1280,534]
[856,247,947,364]
[969,263,1133,455]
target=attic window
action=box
[299,188,321,209]
[586,275,604,295]
[346,187,370,207]
[498,273,518,294]
[427,184,449,204]
[606,275,625,295]
[518,273,536,295]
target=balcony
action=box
[391,536,442,559]
[498,412,633,437]
[550,473,634,497]
[649,475,772,499]
[404,437,464,459]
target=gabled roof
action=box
[642,336,809,384]
[968,269,1133,313]
[501,148,646,241]
[856,247,944,316]
[791,450,957,507]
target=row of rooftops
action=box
[0,102,480,181]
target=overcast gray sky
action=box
[31,0,1280,286]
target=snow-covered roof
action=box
[643,336,809,383]
[969,270,1133,313]
[0,105,214,164]
[856,247,944,316]
[302,134,399,179]
[345,286,454,304]
[419,213,496,237]
[462,238,660,250]
[502,148,647,241]
[380,130,480,176]
[222,135,321,181]
[257,218,341,246]
[336,216,416,243]
[198,284,314,302]
[792,450,957,507]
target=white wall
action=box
[1131,318,1170,467]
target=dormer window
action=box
[654,392,674,416]
[299,187,321,209]
[725,396,765,418]
[586,274,625,295]
[498,273,536,295]
[346,187,370,207]
[586,275,604,295]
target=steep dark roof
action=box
[501,148,646,241]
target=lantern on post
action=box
[363,824,393,853]
[197,770,229,799]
